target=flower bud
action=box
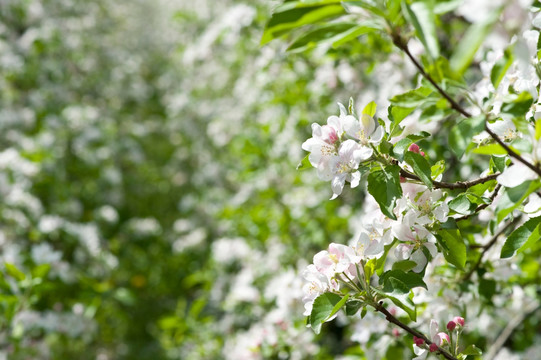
[400,176,406,183]
[447,321,456,331]
[453,316,465,327]
[392,328,400,337]
[408,143,420,153]
[437,332,450,345]
[413,336,425,347]
[429,343,438,352]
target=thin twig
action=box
[393,38,471,118]
[484,125,541,177]
[375,302,459,360]
[393,35,541,179]
[399,169,499,190]
[461,217,520,282]
[456,184,502,222]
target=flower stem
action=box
[374,302,460,360]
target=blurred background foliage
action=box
[0,0,394,358]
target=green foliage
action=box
[309,293,348,334]
[404,151,433,188]
[367,165,403,220]
[261,1,345,45]
[437,229,466,270]
[500,216,541,258]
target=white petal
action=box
[330,175,345,200]
[497,163,537,188]
[369,125,384,144]
[350,171,361,188]
[411,250,427,273]
[360,114,376,135]
[338,102,347,117]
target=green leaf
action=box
[331,23,382,48]
[496,181,540,222]
[448,194,476,215]
[342,1,386,17]
[450,11,499,74]
[345,299,364,316]
[406,131,431,142]
[404,151,433,189]
[392,260,417,272]
[309,292,348,334]
[449,115,486,158]
[491,155,507,173]
[500,216,541,258]
[462,344,483,356]
[4,263,25,281]
[431,160,445,179]
[287,22,380,52]
[380,270,427,295]
[367,165,403,220]
[373,288,417,321]
[403,1,439,59]
[390,86,434,107]
[392,138,413,162]
[363,101,377,117]
[535,118,541,140]
[389,105,414,124]
[437,229,466,270]
[261,1,346,45]
[297,154,312,170]
[491,48,514,88]
[473,143,513,155]
[501,92,534,117]
[287,22,357,52]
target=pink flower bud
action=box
[413,336,425,347]
[420,151,425,156]
[392,328,400,337]
[429,343,438,352]
[437,332,450,345]
[390,308,397,316]
[408,143,420,153]
[453,316,465,327]
[400,176,406,183]
[447,321,456,331]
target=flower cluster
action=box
[302,103,384,199]
[413,317,465,360]
[302,234,386,318]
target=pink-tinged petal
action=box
[327,115,342,134]
[497,163,537,188]
[395,243,414,260]
[392,222,415,242]
[453,316,465,327]
[434,332,450,346]
[430,319,439,339]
